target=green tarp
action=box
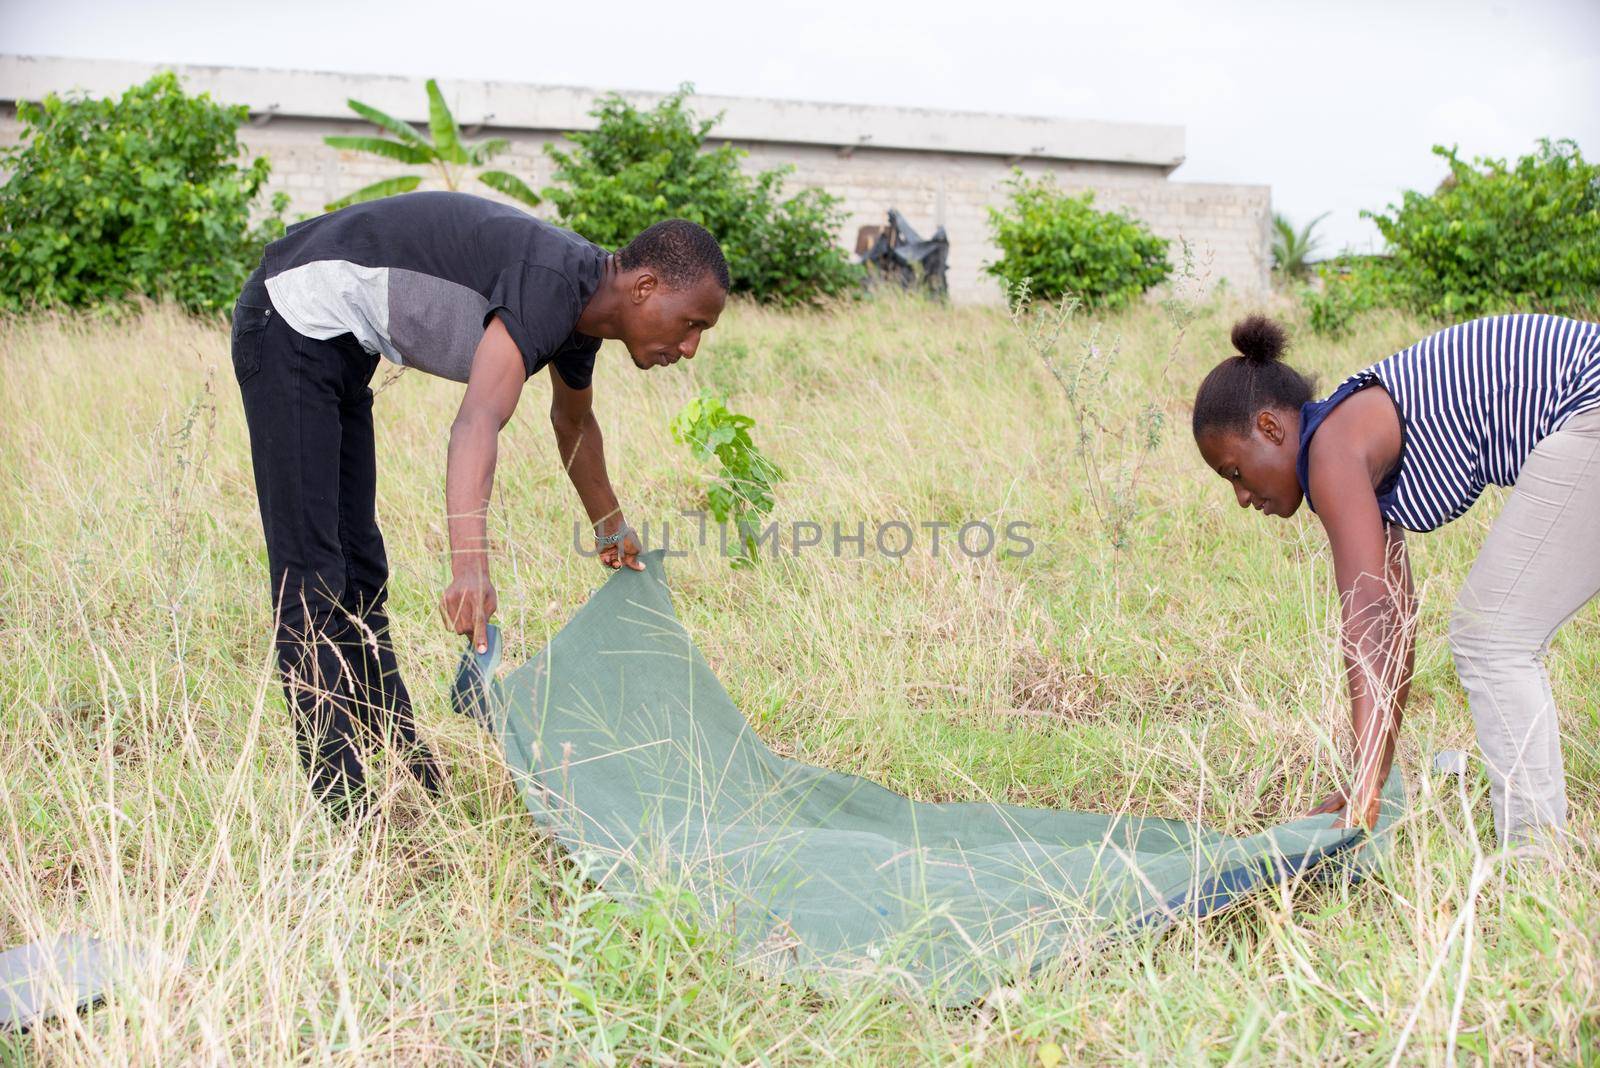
[0,936,149,1032]
[482,550,1401,1003]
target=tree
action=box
[1271,211,1329,281]
[1358,139,1600,317]
[323,78,540,211]
[984,173,1171,310]
[541,86,859,306]
[0,71,286,314]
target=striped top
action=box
[1297,314,1600,532]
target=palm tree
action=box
[1271,211,1330,282]
[323,79,540,211]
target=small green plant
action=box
[985,171,1171,310]
[534,878,719,1059]
[670,390,783,566]
[1304,282,1358,339]
[1357,139,1600,317]
[323,78,540,211]
[1006,267,1188,553]
[0,72,287,314]
[542,85,860,306]
[1272,211,1329,282]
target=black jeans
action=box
[231,271,440,812]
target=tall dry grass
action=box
[0,293,1595,1064]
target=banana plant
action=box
[322,78,541,211]
[1271,211,1330,282]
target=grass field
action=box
[1,290,1596,1064]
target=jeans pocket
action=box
[231,302,272,384]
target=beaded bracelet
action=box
[594,523,635,549]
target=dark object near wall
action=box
[859,209,949,297]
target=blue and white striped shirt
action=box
[1297,314,1600,533]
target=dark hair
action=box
[1191,314,1315,437]
[618,219,730,292]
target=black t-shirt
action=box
[260,191,607,388]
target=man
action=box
[228,190,729,813]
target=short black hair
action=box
[617,219,730,292]
[1191,314,1316,438]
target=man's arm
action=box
[550,367,643,571]
[440,317,524,652]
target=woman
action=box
[1191,313,1600,846]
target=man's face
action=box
[617,272,727,370]
[1195,410,1305,519]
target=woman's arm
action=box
[1307,451,1413,828]
[1379,521,1415,785]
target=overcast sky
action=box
[4,0,1596,256]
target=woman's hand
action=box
[1309,784,1382,829]
[1307,787,1349,817]
[1334,785,1383,831]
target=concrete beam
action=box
[0,54,1186,170]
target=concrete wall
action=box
[0,55,1272,303]
[734,142,1269,302]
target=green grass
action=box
[1,293,1595,1064]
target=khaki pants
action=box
[1450,406,1600,847]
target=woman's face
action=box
[1195,410,1305,519]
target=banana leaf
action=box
[467,137,510,166]
[477,170,542,208]
[345,99,431,150]
[322,136,435,166]
[324,174,423,212]
[425,78,468,165]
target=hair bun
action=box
[1231,315,1288,364]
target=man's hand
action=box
[597,521,645,571]
[440,570,498,653]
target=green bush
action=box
[1303,282,1359,339]
[1357,139,1600,318]
[985,172,1171,310]
[0,72,287,315]
[542,86,859,306]
[1302,255,1401,338]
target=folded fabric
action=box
[479,550,1402,1003]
